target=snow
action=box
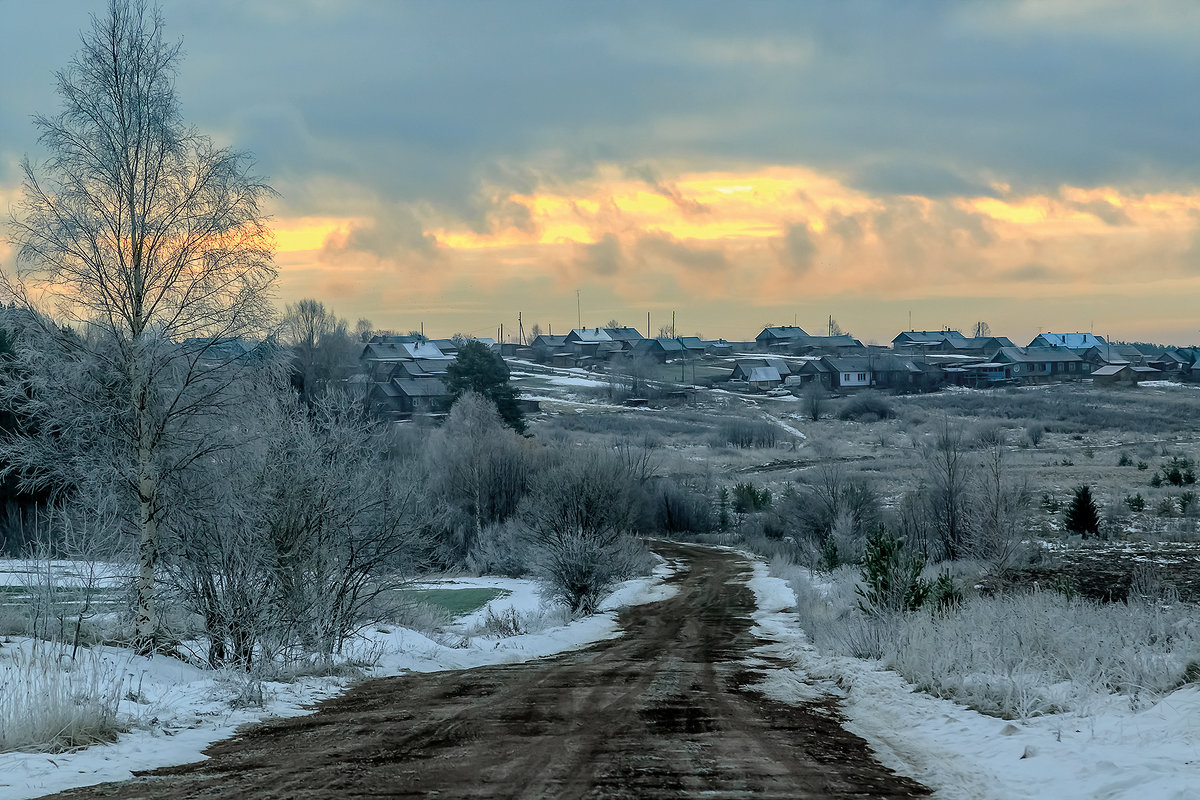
[0,561,676,799]
[740,559,1200,800]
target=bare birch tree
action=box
[2,0,275,653]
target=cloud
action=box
[320,205,438,263]
[636,234,728,273]
[1071,199,1131,226]
[999,264,1054,282]
[574,233,622,276]
[781,223,817,273]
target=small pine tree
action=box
[1064,484,1101,539]
[856,527,930,614]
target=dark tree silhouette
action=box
[444,340,525,432]
[1065,484,1101,539]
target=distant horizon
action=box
[4,2,1199,346]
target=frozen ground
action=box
[0,561,677,799]
[742,561,1200,800]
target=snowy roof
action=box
[747,367,782,383]
[1091,364,1129,376]
[1031,332,1106,349]
[603,327,645,342]
[398,342,451,360]
[756,326,809,340]
[567,328,614,343]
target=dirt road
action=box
[44,543,928,799]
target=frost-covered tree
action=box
[444,340,524,432]
[167,390,427,669]
[2,0,275,653]
[282,299,357,403]
[517,449,646,614]
[925,420,972,560]
[424,392,531,564]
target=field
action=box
[520,372,1200,614]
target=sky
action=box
[1,0,1199,345]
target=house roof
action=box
[993,346,1083,363]
[893,330,969,347]
[802,334,863,349]
[566,328,613,343]
[603,327,645,342]
[391,377,450,398]
[747,367,782,383]
[756,326,809,340]
[400,342,451,360]
[824,354,922,373]
[957,336,1015,350]
[361,342,411,361]
[1091,364,1129,376]
[1030,332,1106,349]
[676,336,705,350]
[531,335,568,347]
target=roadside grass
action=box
[0,641,129,753]
[772,557,1200,720]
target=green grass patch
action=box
[400,587,510,616]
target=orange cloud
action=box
[257,164,1200,344]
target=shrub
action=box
[720,418,779,448]
[732,482,773,513]
[517,449,650,614]
[837,392,894,422]
[856,527,929,614]
[1064,485,1101,538]
[1025,423,1045,448]
[1125,493,1146,512]
[930,570,964,614]
[1118,452,1134,467]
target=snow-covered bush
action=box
[517,448,652,614]
[0,642,127,752]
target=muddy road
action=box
[44,543,927,799]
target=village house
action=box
[754,326,810,351]
[1090,364,1162,387]
[746,366,783,391]
[821,354,927,391]
[790,334,866,356]
[729,357,792,382]
[629,337,686,362]
[892,329,969,352]
[990,346,1086,382]
[1028,332,1106,352]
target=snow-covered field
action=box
[742,561,1200,800]
[0,562,677,799]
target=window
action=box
[857,373,867,381]
[843,373,850,381]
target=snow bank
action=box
[740,559,1200,800]
[0,559,676,799]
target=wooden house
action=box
[755,326,810,351]
[990,347,1086,381]
[1028,332,1106,352]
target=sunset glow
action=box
[3,2,1198,343]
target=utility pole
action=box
[647,311,651,339]
[576,289,581,329]
[671,310,676,339]
[518,312,525,346]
